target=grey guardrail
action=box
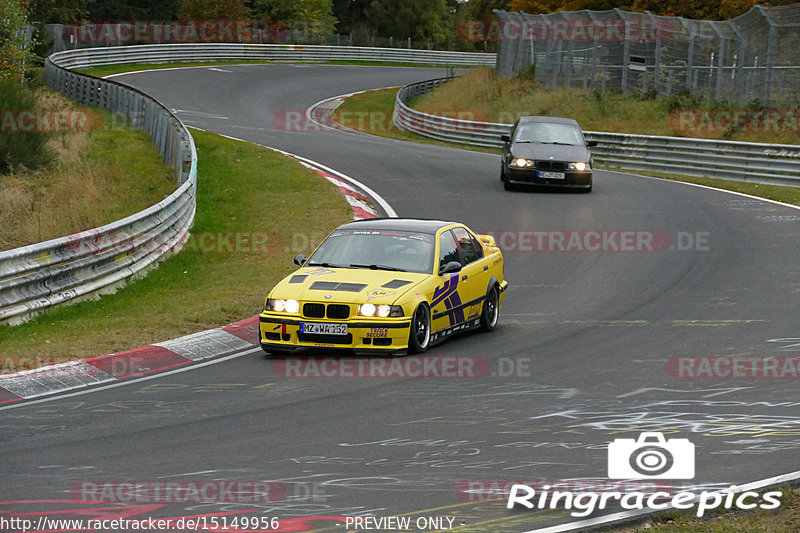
[50,43,496,68]
[0,53,198,325]
[394,78,800,187]
[0,45,495,325]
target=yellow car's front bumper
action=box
[259,314,412,356]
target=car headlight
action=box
[266,298,300,313]
[359,304,404,317]
[510,158,534,168]
[568,162,590,171]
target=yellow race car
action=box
[259,218,508,356]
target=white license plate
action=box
[300,322,348,335]
[538,171,565,179]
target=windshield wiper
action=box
[306,262,350,268]
[540,141,577,146]
[349,263,407,272]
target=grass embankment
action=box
[613,487,800,533]
[333,67,800,206]
[0,89,175,251]
[0,128,352,367]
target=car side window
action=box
[438,230,460,271]
[453,227,483,264]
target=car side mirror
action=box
[586,140,598,147]
[293,254,307,266]
[501,134,511,143]
[439,261,462,275]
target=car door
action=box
[431,229,464,335]
[451,226,489,324]
[430,227,488,335]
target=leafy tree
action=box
[331,0,371,34]
[86,0,179,20]
[0,0,35,82]
[29,0,89,24]
[366,0,454,47]
[176,0,251,20]
[252,0,337,40]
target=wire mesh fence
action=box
[494,5,800,105]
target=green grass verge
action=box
[332,86,500,153]
[610,487,800,533]
[0,128,351,368]
[1,92,176,251]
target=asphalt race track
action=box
[2,65,800,532]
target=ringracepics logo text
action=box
[506,432,782,517]
[507,483,782,517]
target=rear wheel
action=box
[408,303,431,354]
[480,284,500,332]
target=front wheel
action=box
[480,284,500,332]
[408,303,431,354]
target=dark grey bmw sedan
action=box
[500,116,597,192]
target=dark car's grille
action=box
[303,303,325,318]
[298,332,353,344]
[326,304,350,319]
[536,161,567,171]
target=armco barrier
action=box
[394,79,800,187]
[47,43,496,69]
[0,45,495,325]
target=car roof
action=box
[516,116,580,126]
[338,218,457,233]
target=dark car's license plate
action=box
[538,171,565,179]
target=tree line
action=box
[27,0,800,48]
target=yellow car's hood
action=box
[270,266,430,305]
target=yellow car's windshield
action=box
[307,230,435,274]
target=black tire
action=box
[480,284,500,332]
[408,303,431,354]
[500,165,506,182]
